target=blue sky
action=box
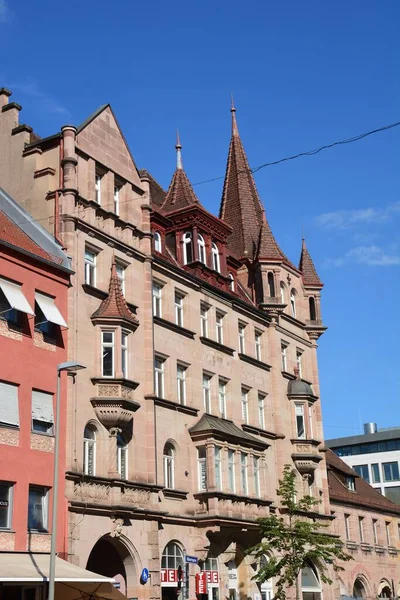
[1,0,399,439]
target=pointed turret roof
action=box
[91,257,138,328]
[257,210,290,262]
[299,238,323,288]
[219,100,264,259]
[160,132,202,214]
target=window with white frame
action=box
[385,521,391,546]
[200,302,209,337]
[241,387,249,424]
[31,390,54,434]
[83,424,96,476]
[198,447,207,490]
[218,379,227,419]
[253,456,261,497]
[154,231,162,253]
[229,273,235,292]
[0,381,19,428]
[258,394,266,429]
[344,514,351,540]
[241,452,248,495]
[372,518,378,544]
[296,350,303,377]
[152,282,162,317]
[114,185,121,215]
[228,449,235,492]
[295,403,306,439]
[215,446,222,490]
[308,405,314,439]
[101,330,115,377]
[84,248,97,286]
[163,442,175,489]
[198,234,206,264]
[281,342,288,371]
[290,290,296,318]
[0,483,13,529]
[238,322,246,354]
[358,516,364,542]
[174,292,184,327]
[255,330,262,361]
[280,282,286,304]
[216,310,224,344]
[121,330,129,378]
[182,231,193,264]
[95,171,102,204]
[154,356,165,398]
[28,485,49,532]
[345,476,355,491]
[211,242,220,272]
[177,363,187,405]
[115,261,126,295]
[117,432,128,479]
[203,373,212,413]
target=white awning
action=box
[0,277,34,315]
[35,292,67,327]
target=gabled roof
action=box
[219,104,264,260]
[139,169,166,207]
[160,136,202,214]
[91,257,138,329]
[299,238,323,288]
[189,413,268,450]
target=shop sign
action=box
[228,567,238,589]
[203,571,219,585]
[196,572,207,595]
[161,569,178,587]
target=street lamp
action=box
[48,361,86,600]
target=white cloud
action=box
[5,78,70,118]
[314,202,400,231]
[326,245,400,268]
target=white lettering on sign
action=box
[160,569,178,587]
[204,571,219,584]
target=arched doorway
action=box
[87,534,138,596]
[200,555,219,600]
[353,577,368,599]
[301,562,322,600]
[378,581,392,599]
[161,541,185,600]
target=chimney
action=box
[363,422,377,435]
[0,88,12,108]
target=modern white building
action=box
[326,423,400,504]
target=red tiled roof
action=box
[0,210,59,264]
[326,450,400,515]
[219,107,264,260]
[139,169,166,208]
[160,167,201,214]
[299,238,323,288]
[91,258,138,328]
[257,213,297,270]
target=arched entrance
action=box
[161,541,185,600]
[378,581,392,599]
[87,534,138,596]
[301,562,322,600]
[200,555,219,600]
[353,577,368,599]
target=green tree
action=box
[249,465,352,600]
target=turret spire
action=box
[176,129,183,170]
[231,93,239,136]
[299,238,323,288]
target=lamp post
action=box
[48,361,86,600]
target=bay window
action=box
[101,330,115,377]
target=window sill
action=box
[346,540,359,550]
[238,353,271,371]
[199,336,235,356]
[280,313,306,328]
[242,423,283,441]
[91,377,140,390]
[162,488,188,500]
[82,283,138,313]
[360,542,373,552]
[31,430,54,437]
[374,544,385,554]
[145,395,199,416]
[0,423,19,430]
[153,316,196,339]
[388,546,398,555]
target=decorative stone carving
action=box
[73,481,110,501]
[221,542,237,564]
[30,433,55,453]
[110,517,124,538]
[98,384,120,397]
[0,428,19,447]
[121,386,133,399]
[121,488,151,506]
[295,443,312,453]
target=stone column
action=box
[108,427,120,478]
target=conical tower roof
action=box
[91,257,139,328]
[160,132,202,214]
[299,238,323,287]
[219,100,264,259]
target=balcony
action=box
[291,438,323,474]
[194,490,272,523]
[90,377,140,429]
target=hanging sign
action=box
[196,572,207,595]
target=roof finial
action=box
[230,94,239,136]
[175,129,183,170]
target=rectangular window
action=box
[258,394,266,429]
[154,356,165,398]
[101,331,114,377]
[372,463,381,483]
[296,350,303,377]
[241,452,248,495]
[121,330,128,379]
[0,483,13,529]
[253,456,260,497]
[308,404,314,439]
[174,292,184,327]
[0,381,19,428]
[198,447,207,490]
[200,303,209,337]
[383,462,400,482]
[218,379,227,419]
[115,262,126,295]
[281,343,288,371]
[353,464,370,483]
[344,514,351,540]
[28,485,49,532]
[386,521,391,546]
[241,388,249,424]
[95,172,102,204]
[84,248,97,286]
[215,446,222,490]
[114,185,121,215]
[216,311,224,345]
[255,330,262,361]
[238,323,246,354]
[228,450,235,493]
[203,374,212,413]
[295,403,305,439]
[384,486,400,505]
[358,516,364,542]
[346,476,355,491]
[177,364,186,405]
[372,518,378,544]
[152,283,162,318]
[31,391,54,434]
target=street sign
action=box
[141,568,149,584]
[185,555,198,564]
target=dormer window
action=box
[346,476,355,491]
[154,231,162,253]
[197,234,206,265]
[211,242,220,272]
[182,232,193,265]
[229,273,235,292]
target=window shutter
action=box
[0,382,19,426]
[32,391,54,423]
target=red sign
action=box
[196,572,207,594]
[204,571,219,585]
[161,569,178,586]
